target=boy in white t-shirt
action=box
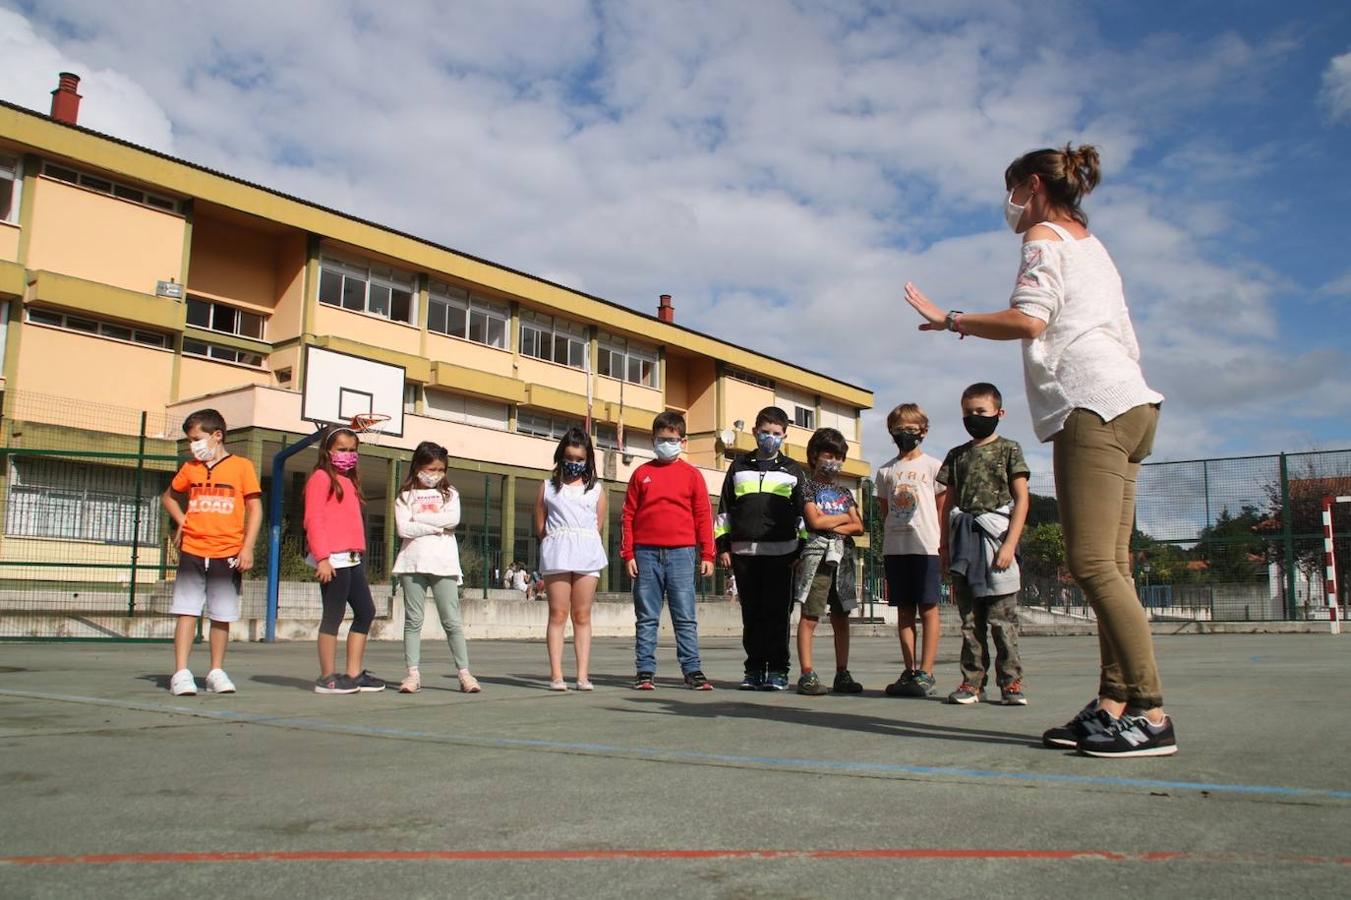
[875,403,946,698]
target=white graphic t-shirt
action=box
[875,452,945,556]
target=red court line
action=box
[3,849,1350,866]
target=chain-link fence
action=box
[860,448,1351,624]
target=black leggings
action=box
[318,563,375,636]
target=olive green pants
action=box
[1053,404,1163,709]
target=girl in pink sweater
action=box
[305,427,384,694]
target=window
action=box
[726,366,775,389]
[598,333,659,387]
[520,310,587,369]
[403,383,419,414]
[794,406,815,429]
[0,153,19,224]
[186,296,265,340]
[318,256,416,325]
[26,308,168,349]
[818,400,857,441]
[182,338,265,368]
[40,161,179,213]
[427,282,508,349]
[516,411,585,441]
[424,388,509,431]
[6,458,167,544]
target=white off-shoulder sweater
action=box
[1010,221,1164,442]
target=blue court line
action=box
[4,687,1349,802]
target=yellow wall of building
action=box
[0,222,18,262]
[426,333,514,379]
[594,376,663,413]
[312,305,421,356]
[14,325,174,412]
[664,355,689,411]
[516,356,587,396]
[178,357,271,400]
[685,358,717,433]
[26,178,186,294]
[188,215,280,311]
[270,233,307,341]
[722,378,775,427]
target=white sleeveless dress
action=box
[539,480,608,577]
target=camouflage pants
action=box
[953,576,1022,689]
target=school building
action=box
[0,74,873,600]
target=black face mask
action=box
[892,431,922,454]
[963,414,999,440]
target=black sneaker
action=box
[353,670,386,693]
[899,671,936,698]
[314,673,358,694]
[739,670,763,690]
[797,671,829,695]
[684,670,713,691]
[884,669,917,697]
[762,671,790,691]
[831,669,863,694]
[633,671,656,691]
[1042,700,1108,749]
[1078,713,1178,758]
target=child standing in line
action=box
[792,428,865,695]
[535,428,608,691]
[937,383,1031,706]
[876,403,947,698]
[716,406,807,692]
[161,409,262,696]
[392,441,480,695]
[305,426,385,695]
[620,411,716,691]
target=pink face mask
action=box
[330,450,359,472]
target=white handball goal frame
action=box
[1322,495,1350,635]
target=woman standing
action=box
[904,144,1175,758]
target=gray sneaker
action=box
[901,671,937,698]
[314,673,359,694]
[946,682,984,705]
[797,671,829,695]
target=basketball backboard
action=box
[300,345,406,437]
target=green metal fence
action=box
[860,447,1351,624]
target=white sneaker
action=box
[205,668,236,694]
[169,669,197,696]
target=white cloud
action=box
[0,0,1341,475]
[0,7,173,150]
[1322,49,1351,122]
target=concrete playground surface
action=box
[0,634,1347,899]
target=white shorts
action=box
[169,553,242,622]
[540,570,601,580]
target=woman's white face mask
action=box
[1003,187,1028,232]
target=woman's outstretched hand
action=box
[904,282,946,331]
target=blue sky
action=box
[1,0,1349,480]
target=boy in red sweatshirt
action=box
[621,411,716,690]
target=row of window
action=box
[27,308,266,369]
[42,161,179,213]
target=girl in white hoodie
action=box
[392,441,480,694]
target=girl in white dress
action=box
[534,428,608,691]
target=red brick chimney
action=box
[50,72,82,125]
[658,294,674,324]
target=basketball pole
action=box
[1322,495,1349,636]
[264,428,325,642]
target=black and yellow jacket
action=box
[714,451,807,557]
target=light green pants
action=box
[1054,404,1162,709]
[400,574,469,670]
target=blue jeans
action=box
[632,545,702,675]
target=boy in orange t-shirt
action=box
[160,409,263,696]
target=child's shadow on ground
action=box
[138,673,177,691]
[251,674,318,692]
[607,696,1041,748]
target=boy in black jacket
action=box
[716,406,807,691]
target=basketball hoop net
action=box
[349,412,392,445]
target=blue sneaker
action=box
[739,670,763,690]
[762,671,790,691]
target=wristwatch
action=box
[944,310,963,332]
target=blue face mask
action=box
[654,440,682,462]
[756,431,784,455]
[561,460,587,479]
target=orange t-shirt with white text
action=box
[171,455,262,558]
